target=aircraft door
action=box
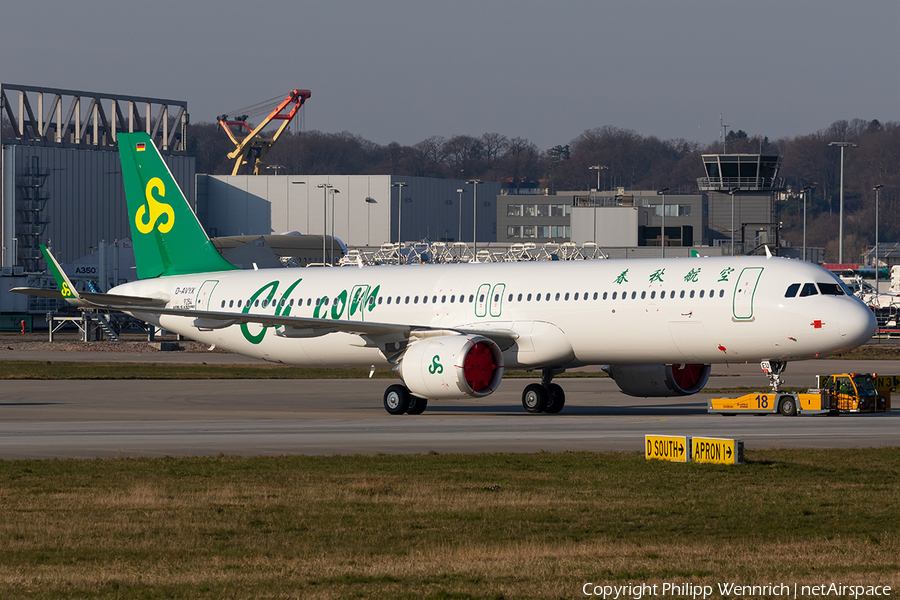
[475,283,491,317]
[732,267,763,320]
[489,283,505,317]
[348,285,371,318]
[196,280,219,311]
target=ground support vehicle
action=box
[710,372,890,416]
[817,374,888,413]
[708,391,833,416]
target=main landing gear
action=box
[383,384,428,415]
[521,368,566,414]
[383,367,569,416]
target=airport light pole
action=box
[365,197,376,247]
[801,185,813,262]
[589,165,608,192]
[874,184,883,298]
[828,141,857,264]
[391,182,408,264]
[729,186,739,255]
[659,188,669,258]
[456,188,466,242]
[466,179,482,260]
[329,188,340,265]
[316,183,333,265]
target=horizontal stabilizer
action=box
[10,287,169,308]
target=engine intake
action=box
[604,363,711,397]
[397,335,504,400]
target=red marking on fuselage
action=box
[811,320,824,329]
[717,345,727,354]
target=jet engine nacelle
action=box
[397,335,504,400]
[604,363,711,397]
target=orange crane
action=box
[217,89,311,175]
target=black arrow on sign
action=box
[726,446,733,459]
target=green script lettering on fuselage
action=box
[239,278,381,344]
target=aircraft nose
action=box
[838,302,877,348]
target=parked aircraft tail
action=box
[117,132,238,279]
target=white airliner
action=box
[15,134,877,415]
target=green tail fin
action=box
[118,132,238,279]
[41,244,81,302]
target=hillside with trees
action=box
[148,118,900,262]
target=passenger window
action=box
[631,291,636,299]
[699,290,705,298]
[378,297,383,304]
[508,294,512,302]
[494,294,499,302]
[594,292,599,300]
[229,300,234,308]
[555,293,561,301]
[517,293,522,301]
[566,293,571,300]
[651,291,656,299]
[387,297,392,304]
[422,296,427,304]
[612,292,617,300]
[237,300,242,307]
[527,293,532,301]
[659,291,665,299]
[469,295,474,302]
[719,290,725,297]
[405,296,410,304]
[433,296,438,303]
[221,300,225,308]
[641,291,646,299]
[415,296,420,304]
[680,290,685,298]
[602,292,607,300]
[536,294,541,302]
[800,283,818,297]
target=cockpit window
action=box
[817,283,845,296]
[785,283,800,298]
[799,283,819,297]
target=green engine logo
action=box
[428,355,444,375]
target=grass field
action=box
[2,449,898,599]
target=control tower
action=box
[697,154,785,255]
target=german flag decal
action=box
[136,143,146,151]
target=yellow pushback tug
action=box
[709,373,891,416]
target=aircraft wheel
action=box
[778,396,797,416]
[384,384,411,415]
[544,383,566,414]
[406,395,428,415]
[522,383,548,413]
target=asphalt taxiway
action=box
[1,356,897,458]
